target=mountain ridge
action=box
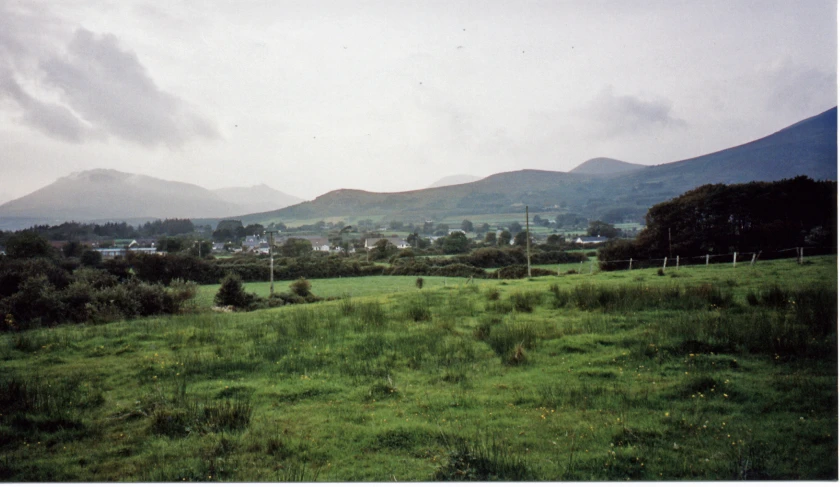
[239,106,837,224]
[0,169,303,229]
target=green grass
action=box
[0,255,836,481]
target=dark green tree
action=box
[442,232,470,254]
[214,273,255,308]
[509,222,522,234]
[280,238,313,258]
[5,231,53,259]
[461,219,474,233]
[587,221,620,239]
[498,230,512,246]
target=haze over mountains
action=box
[0,107,835,231]
[0,170,301,230]
[568,158,646,175]
[427,175,483,188]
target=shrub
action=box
[434,435,536,480]
[290,278,312,297]
[215,273,256,309]
[509,291,541,312]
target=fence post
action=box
[676,255,680,270]
[662,257,668,270]
[800,247,805,264]
[705,254,709,266]
[629,258,633,271]
[750,253,757,266]
[733,252,737,267]
[590,261,593,274]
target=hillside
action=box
[212,184,303,215]
[0,170,244,228]
[242,107,837,225]
[568,157,645,175]
[427,174,483,188]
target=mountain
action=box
[427,174,482,188]
[212,184,303,215]
[241,107,837,225]
[0,170,249,229]
[569,158,645,175]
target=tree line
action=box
[598,176,837,270]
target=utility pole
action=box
[525,206,532,278]
[266,230,276,295]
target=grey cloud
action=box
[762,61,836,116]
[39,28,219,147]
[0,69,89,142]
[0,0,218,147]
[583,86,687,138]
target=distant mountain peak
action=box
[568,158,646,175]
[427,174,482,188]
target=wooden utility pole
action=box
[266,231,276,295]
[525,206,532,278]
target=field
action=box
[0,256,836,481]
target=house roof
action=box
[364,237,409,248]
[575,236,608,243]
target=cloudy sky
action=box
[0,0,836,203]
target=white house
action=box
[364,237,410,249]
[574,236,609,245]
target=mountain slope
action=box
[212,184,303,214]
[427,174,482,188]
[569,158,645,175]
[244,107,837,224]
[0,169,243,225]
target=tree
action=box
[434,223,450,236]
[461,219,474,233]
[513,231,530,247]
[156,237,184,253]
[441,232,470,254]
[80,249,102,266]
[5,231,53,259]
[243,224,265,236]
[214,273,255,308]
[62,241,85,258]
[370,239,398,260]
[484,232,497,246]
[509,222,522,234]
[476,223,490,234]
[587,220,620,239]
[498,230,512,246]
[546,234,564,246]
[281,238,313,258]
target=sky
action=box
[0,0,836,203]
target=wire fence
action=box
[590,246,837,273]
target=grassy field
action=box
[0,256,836,481]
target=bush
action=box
[290,278,312,297]
[215,273,256,309]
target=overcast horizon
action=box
[0,0,836,204]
